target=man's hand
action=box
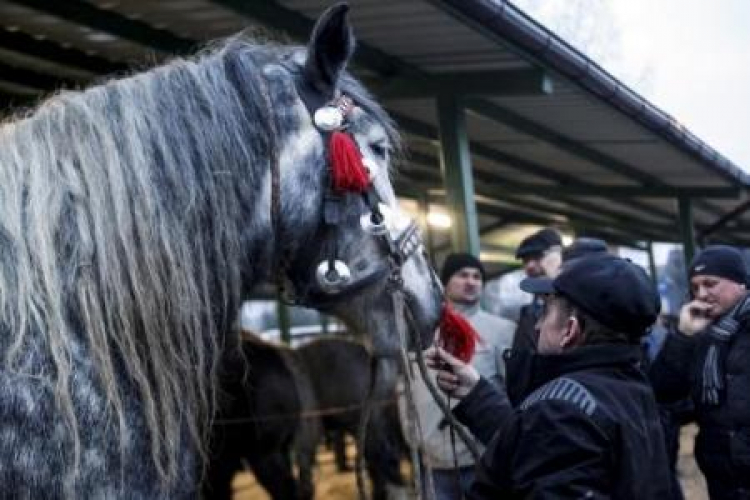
[678,300,712,336]
[425,346,480,399]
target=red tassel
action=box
[329,131,370,193]
[438,304,482,363]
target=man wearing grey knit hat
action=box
[650,245,750,500]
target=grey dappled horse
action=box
[0,4,440,497]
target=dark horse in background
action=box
[204,335,319,500]
[0,3,440,497]
[204,334,408,500]
[297,337,407,500]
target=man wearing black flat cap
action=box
[426,254,673,498]
[650,245,750,500]
[512,228,563,353]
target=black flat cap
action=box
[515,228,562,259]
[521,254,660,337]
[562,237,608,262]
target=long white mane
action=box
[0,38,280,486]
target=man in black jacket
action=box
[427,254,673,499]
[649,245,750,499]
[512,228,563,352]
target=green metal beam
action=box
[393,111,680,234]
[470,198,650,250]
[480,181,739,199]
[462,78,731,220]
[697,198,750,243]
[400,171,673,243]
[276,300,291,345]
[7,0,196,54]
[464,99,664,185]
[678,196,696,265]
[436,94,480,256]
[0,28,127,74]
[366,69,553,99]
[391,109,678,225]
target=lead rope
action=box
[393,291,433,500]
[404,302,482,463]
[354,355,378,500]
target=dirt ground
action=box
[232,425,709,499]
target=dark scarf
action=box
[700,293,750,405]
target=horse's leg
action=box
[249,452,299,500]
[202,456,239,500]
[202,432,240,500]
[365,410,408,500]
[332,428,351,472]
[293,417,320,500]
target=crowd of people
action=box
[402,228,750,500]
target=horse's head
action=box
[260,4,442,355]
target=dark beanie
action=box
[689,245,748,285]
[441,253,486,285]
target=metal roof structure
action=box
[1,0,748,267]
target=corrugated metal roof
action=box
[0,0,747,251]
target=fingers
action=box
[687,299,711,311]
[435,346,464,368]
[436,370,460,394]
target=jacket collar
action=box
[506,344,643,405]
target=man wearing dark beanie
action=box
[650,245,750,499]
[401,252,515,500]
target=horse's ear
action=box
[304,3,355,97]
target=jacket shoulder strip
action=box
[519,377,597,416]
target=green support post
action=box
[647,241,658,286]
[277,300,291,345]
[678,196,696,266]
[436,94,480,256]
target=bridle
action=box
[259,69,424,310]
[250,56,481,500]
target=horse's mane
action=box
[0,36,287,486]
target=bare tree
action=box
[512,0,654,93]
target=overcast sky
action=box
[513,0,750,171]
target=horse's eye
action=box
[370,143,387,159]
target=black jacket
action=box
[454,345,673,499]
[649,323,750,499]
[511,299,542,353]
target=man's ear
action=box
[560,316,584,349]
